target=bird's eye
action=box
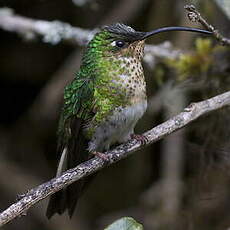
[110,40,127,49]
[115,40,126,48]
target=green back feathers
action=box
[58,31,112,133]
[58,27,134,145]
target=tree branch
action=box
[0,7,94,45]
[185,4,230,46]
[0,90,229,227]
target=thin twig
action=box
[0,90,229,227]
[184,4,230,46]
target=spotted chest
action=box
[86,40,147,152]
[116,56,146,102]
[87,57,147,152]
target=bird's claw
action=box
[131,134,148,145]
[92,151,110,162]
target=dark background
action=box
[0,0,230,229]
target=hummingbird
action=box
[46,23,212,218]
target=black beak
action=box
[142,26,212,39]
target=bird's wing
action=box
[46,75,95,219]
[57,75,94,154]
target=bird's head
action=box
[86,23,212,60]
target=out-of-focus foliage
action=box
[165,37,230,93]
[167,38,214,80]
[104,217,143,230]
[214,0,230,19]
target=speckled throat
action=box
[84,40,147,151]
[91,40,147,125]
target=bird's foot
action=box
[131,134,148,145]
[92,151,110,162]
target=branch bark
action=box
[185,4,230,46]
[0,90,229,227]
[0,8,94,45]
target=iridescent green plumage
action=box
[46,23,212,219]
[58,29,132,146]
[47,26,142,218]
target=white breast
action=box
[88,100,147,152]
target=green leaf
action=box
[104,217,143,230]
[214,0,230,19]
